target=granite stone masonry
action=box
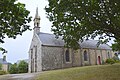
[28,7,114,73]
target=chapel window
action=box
[35,46,37,59]
[31,49,33,59]
[31,49,33,72]
[108,52,110,58]
[35,46,37,72]
[84,50,88,61]
[65,49,70,62]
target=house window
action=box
[84,50,88,61]
[65,49,70,62]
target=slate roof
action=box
[38,32,64,46]
[0,58,8,64]
[80,40,111,50]
[37,32,111,50]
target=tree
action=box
[9,63,18,74]
[113,53,120,61]
[18,60,28,73]
[111,40,120,51]
[45,0,120,49]
[0,0,31,53]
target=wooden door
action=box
[98,56,101,65]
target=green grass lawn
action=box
[36,63,120,80]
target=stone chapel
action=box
[28,8,114,73]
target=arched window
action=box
[30,49,33,73]
[65,49,70,62]
[31,49,33,59]
[35,46,37,72]
[108,52,110,58]
[84,50,88,61]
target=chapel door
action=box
[98,56,101,65]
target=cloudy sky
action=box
[0,0,52,63]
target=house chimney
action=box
[3,53,6,61]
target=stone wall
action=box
[101,50,107,62]
[41,46,63,71]
[72,49,81,67]
[89,49,96,65]
[28,34,42,73]
[41,47,114,71]
[2,64,8,72]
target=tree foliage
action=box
[0,0,31,53]
[105,59,115,65]
[0,70,7,75]
[9,61,28,74]
[18,60,28,73]
[9,63,18,74]
[45,0,120,49]
[111,40,120,51]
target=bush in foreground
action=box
[105,59,115,65]
[9,63,18,74]
[0,70,7,75]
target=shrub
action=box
[114,60,120,63]
[0,70,7,75]
[9,63,18,74]
[105,59,115,65]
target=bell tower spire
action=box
[33,7,40,34]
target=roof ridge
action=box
[39,32,54,35]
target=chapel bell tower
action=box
[33,7,40,34]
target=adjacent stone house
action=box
[29,8,114,73]
[0,54,10,72]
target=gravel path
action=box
[0,72,41,80]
